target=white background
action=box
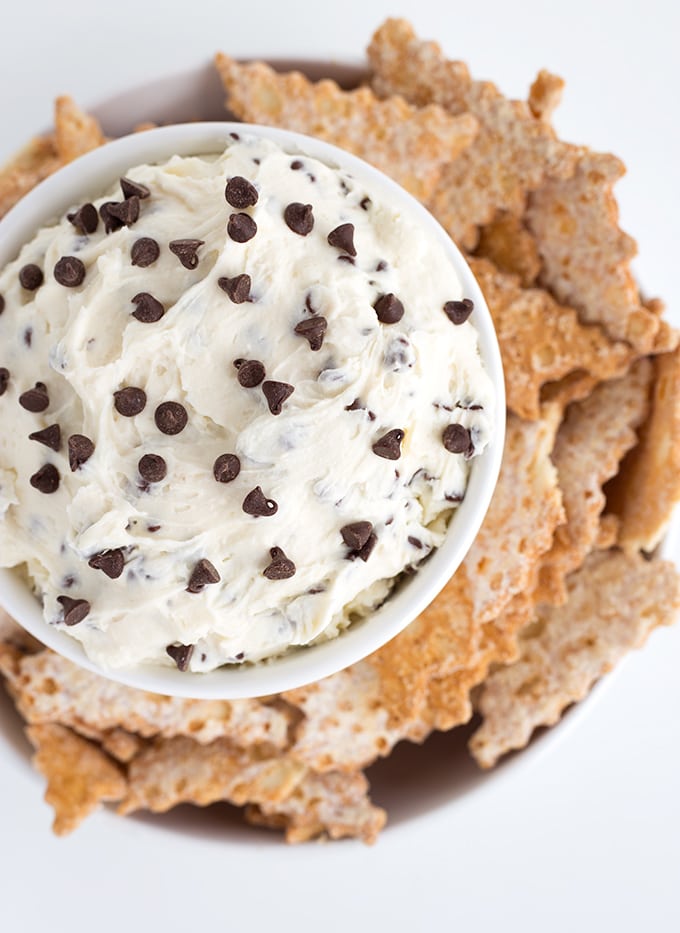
[1,1,679,930]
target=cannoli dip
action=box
[0,134,494,672]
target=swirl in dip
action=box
[0,134,494,672]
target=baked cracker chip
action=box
[53,95,105,162]
[367,18,577,248]
[119,736,305,815]
[474,212,541,287]
[526,150,659,351]
[528,70,565,123]
[246,770,386,844]
[469,256,633,420]
[26,723,126,835]
[1,649,293,749]
[470,550,680,768]
[0,135,60,219]
[214,52,478,202]
[536,359,652,605]
[606,347,680,552]
[0,96,105,220]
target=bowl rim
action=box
[0,120,505,699]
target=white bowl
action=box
[0,117,504,701]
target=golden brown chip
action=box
[246,770,386,844]
[469,256,633,420]
[526,150,659,351]
[420,593,532,733]
[367,18,577,247]
[53,95,105,162]
[474,212,541,287]
[464,407,564,622]
[26,723,126,835]
[528,70,565,123]
[0,135,61,219]
[470,550,680,768]
[539,371,599,414]
[100,729,146,763]
[606,347,680,552]
[536,359,652,605]
[119,736,305,816]
[1,649,293,749]
[214,52,478,202]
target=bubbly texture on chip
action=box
[0,133,494,672]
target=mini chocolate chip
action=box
[350,532,377,562]
[443,423,473,454]
[218,274,251,303]
[360,196,371,210]
[376,260,388,272]
[99,202,124,233]
[284,202,314,236]
[337,255,355,265]
[187,558,220,593]
[340,521,373,551]
[169,239,204,270]
[166,643,194,670]
[68,434,94,471]
[0,295,3,314]
[88,548,125,579]
[19,264,43,291]
[131,237,160,267]
[30,463,60,494]
[19,382,49,412]
[67,203,98,235]
[374,293,404,325]
[262,380,294,415]
[113,386,146,417]
[294,316,327,351]
[29,424,61,451]
[23,327,32,347]
[147,524,161,533]
[445,492,464,503]
[235,359,265,388]
[263,546,296,580]
[154,401,188,435]
[0,368,9,396]
[408,536,423,549]
[131,292,165,323]
[107,197,140,226]
[120,177,150,200]
[444,298,474,325]
[229,132,240,140]
[372,428,404,460]
[213,453,241,483]
[327,223,356,257]
[57,595,90,626]
[54,256,86,288]
[225,176,258,209]
[138,454,167,483]
[227,213,257,242]
[344,398,376,420]
[243,486,278,517]
[290,160,304,170]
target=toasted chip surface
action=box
[526,150,658,351]
[475,212,541,287]
[26,723,126,835]
[607,348,680,552]
[470,550,680,768]
[0,135,60,219]
[535,360,652,605]
[1,649,293,749]
[53,95,105,162]
[215,52,477,202]
[246,770,386,844]
[469,256,633,420]
[368,18,576,247]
